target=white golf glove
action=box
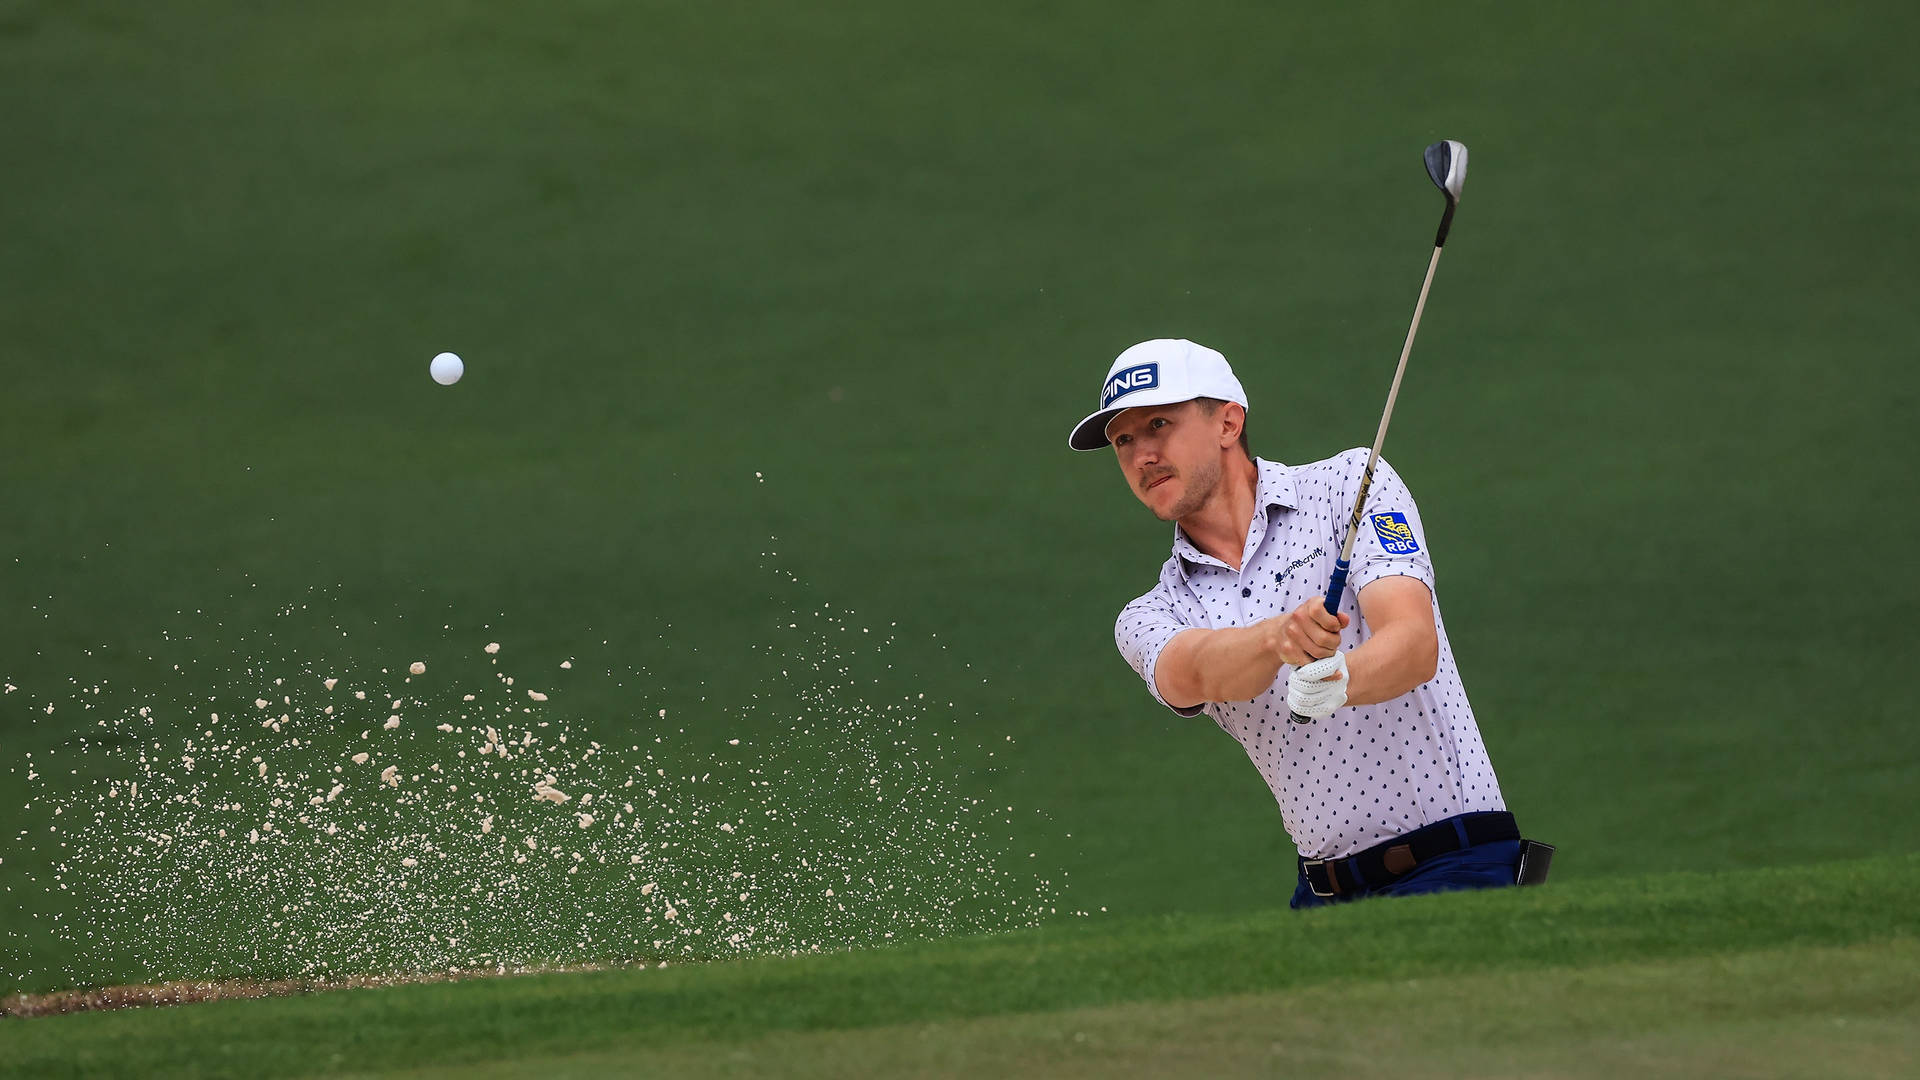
[1286,652,1350,719]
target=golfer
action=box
[1070,338,1544,907]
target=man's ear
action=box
[1220,403,1246,448]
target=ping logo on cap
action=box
[1101,362,1159,409]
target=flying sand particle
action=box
[409,662,426,676]
[484,642,500,655]
[384,716,401,730]
[19,588,1062,988]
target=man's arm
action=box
[1155,576,1438,709]
[1339,576,1439,705]
[1154,623,1287,708]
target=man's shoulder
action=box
[1115,553,1186,616]
[1275,448,1373,494]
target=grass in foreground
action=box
[374,940,1920,1080]
[3,855,1915,1079]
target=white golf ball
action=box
[429,352,464,386]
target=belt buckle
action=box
[1303,858,1338,898]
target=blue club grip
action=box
[1289,558,1352,725]
[1321,558,1351,616]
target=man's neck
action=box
[1178,456,1261,571]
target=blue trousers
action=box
[1290,838,1521,910]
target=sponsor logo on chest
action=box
[1275,547,1327,586]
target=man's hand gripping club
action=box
[1278,601,1350,720]
[1153,598,1349,713]
[1153,578,1436,716]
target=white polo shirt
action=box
[1115,452,1505,861]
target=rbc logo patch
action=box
[1370,512,1420,555]
[1101,362,1159,408]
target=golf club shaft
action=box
[1321,242,1443,613]
[1288,242,1445,724]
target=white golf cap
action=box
[1067,338,1248,451]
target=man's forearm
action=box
[1180,624,1286,703]
[1341,619,1439,706]
[1162,586,1437,708]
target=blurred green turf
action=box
[4,855,1917,1078]
[2,0,1917,997]
[368,943,1920,1079]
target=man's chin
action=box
[1143,483,1182,521]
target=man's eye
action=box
[1150,418,1169,429]
[1114,434,1131,446]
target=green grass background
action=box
[1,0,1916,1073]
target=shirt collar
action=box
[1171,457,1299,577]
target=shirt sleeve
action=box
[1343,455,1437,593]
[1115,581,1207,718]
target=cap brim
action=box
[1068,389,1219,451]
[1067,407,1125,451]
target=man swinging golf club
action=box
[1069,143,1549,906]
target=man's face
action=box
[1107,401,1232,522]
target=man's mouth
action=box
[1147,475,1174,491]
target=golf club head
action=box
[1424,140,1468,204]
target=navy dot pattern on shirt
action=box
[1114,452,1505,861]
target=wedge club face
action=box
[1423,140,1468,247]
[1424,140,1468,204]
